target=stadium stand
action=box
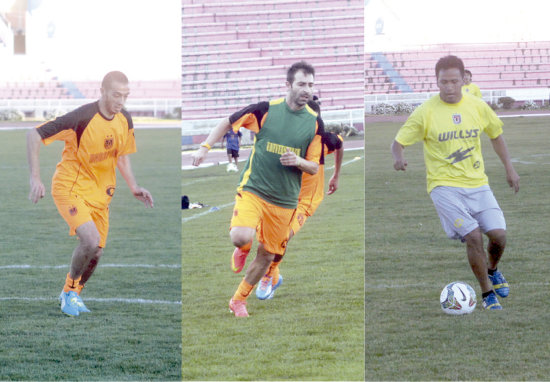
[366,41,550,94]
[181,0,364,124]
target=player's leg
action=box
[463,228,492,293]
[53,193,96,315]
[227,148,232,164]
[229,192,262,273]
[463,228,501,310]
[485,229,509,297]
[230,197,293,316]
[256,230,292,299]
[475,189,509,298]
[258,212,303,299]
[430,186,502,310]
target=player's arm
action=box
[490,135,520,193]
[280,148,318,175]
[391,140,408,171]
[192,117,232,166]
[26,128,46,203]
[327,145,344,195]
[117,155,154,207]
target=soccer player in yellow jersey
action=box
[462,69,482,98]
[391,55,520,311]
[27,71,154,316]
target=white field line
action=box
[366,281,550,289]
[182,202,235,223]
[0,263,180,270]
[182,155,363,223]
[0,297,181,305]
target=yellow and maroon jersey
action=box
[37,101,136,209]
[297,132,343,216]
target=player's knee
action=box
[78,229,100,252]
[230,228,254,248]
[464,227,483,249]
[487,229,506,249]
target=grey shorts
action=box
[429,185,506,241]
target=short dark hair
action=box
[322,132,343,152]
[286,61,315,84]
[435,55,464,78]
[464,69,472,77]
[101,71,129,90]
[307,99,321,114]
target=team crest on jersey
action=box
[104,135,114,150]
[69,205,78,216]
[452,114,462,124]
[106,185,116,197]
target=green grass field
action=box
[182,148,365,380]
[365,116,550,380]
[0,128,181,380]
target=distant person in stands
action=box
[462,69,482,98]
[221,128,242,172]
[27,71,154,317]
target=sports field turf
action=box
[0,128,181,380]
[365,115,550,380]
[182,146,365,380]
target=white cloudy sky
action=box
[365,0,550,51]
[24,0,180,80]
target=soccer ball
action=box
[440,281,477,315]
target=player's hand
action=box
[280,148,301,167]
[29,177,45,204]
[133,187,154,208]
[191,147,209,167]
[393,159,408,171]
[327,175,339,195]
[506,168,520,193]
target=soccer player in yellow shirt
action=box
[462,69,482,98]
[391,55,519,310]
[27,71,154,316]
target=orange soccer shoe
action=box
[229,298,249,317]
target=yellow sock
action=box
[232,279,254,301]
[266,259,282,284]
[272,264,280,285]
[63,273,82,293]
[76,283,85,295]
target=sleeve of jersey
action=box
[36,109,82,145]
[228,101,269,133]
[305,117,324,164]
[120,111,137,155]
[395,106,426,146]
[482,103,504,139]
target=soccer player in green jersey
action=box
[391,55,520,310]
[192,61,324,317]
[462,69,482,98]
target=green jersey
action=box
[229,98,323,208]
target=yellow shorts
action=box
[230,191,295,255]
[52,192,109,248]
[290,205,309,236]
